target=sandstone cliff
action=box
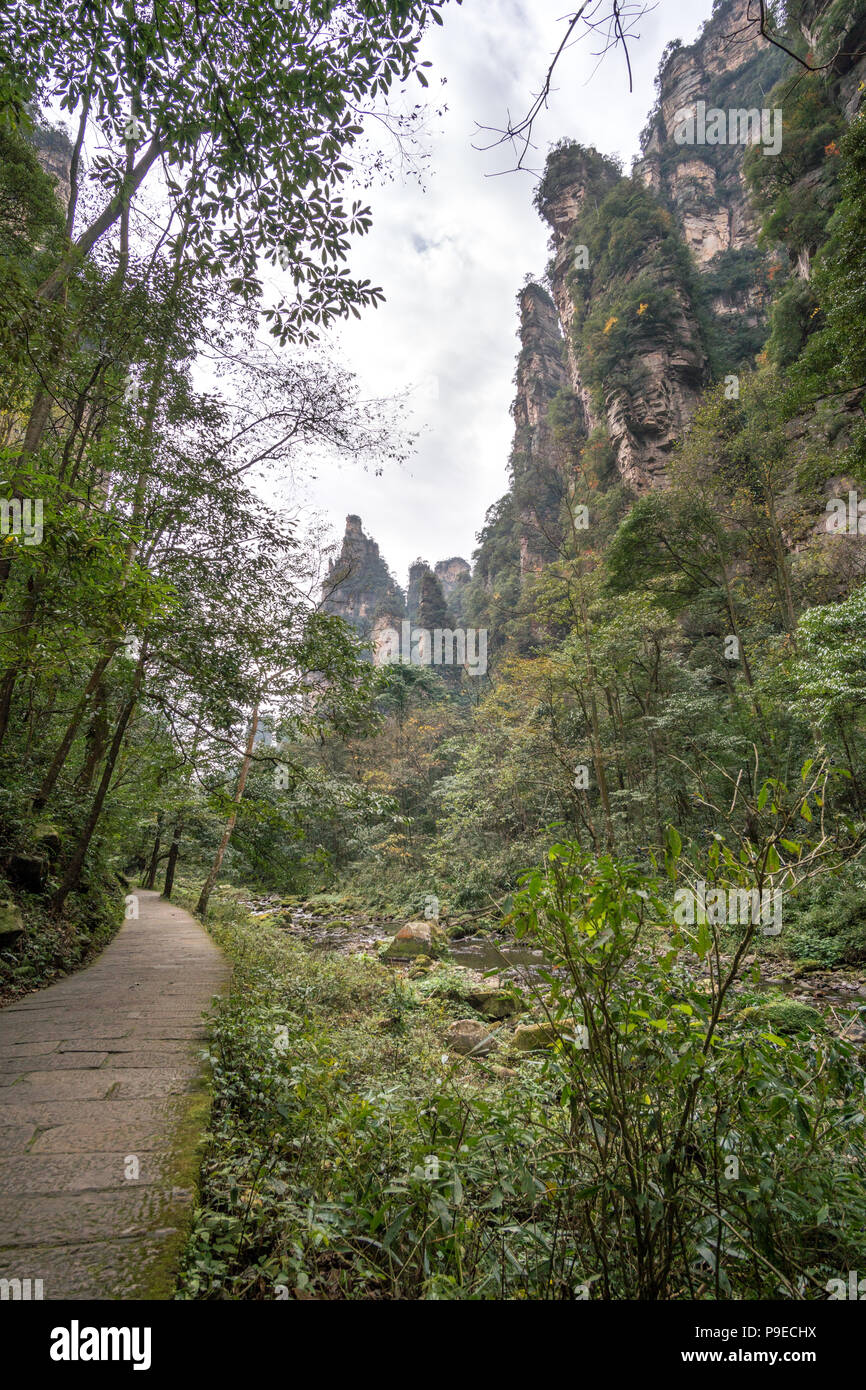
[463,0,866,649]
[322,515,405,634]
[530,0,802,496]
[535,139,709,492]
[510,284,576,571]
[30,122,73,212]
[323,517,469,641]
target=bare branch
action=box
[474,2,655,177]
[751,0,865,73]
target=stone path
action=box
[0,890,228,1299]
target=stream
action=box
[242,898,546,977]
[238,895,866,1044]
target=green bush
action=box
[508,843,866,1298]
[766,278,820,367]
[785,865,866,965]
[177,908,592,1300]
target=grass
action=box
[174,891,585,1301]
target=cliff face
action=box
[523,1,811,495]
[434,557,470,621]
[635,0,768,270]
[628,0,865,334]
[537,142,709,492]
[323,517,469,639]
[434,557,471,599]
[408,557,465,624]
[322,515,405,633]
[520,0,858,500]
[510,284,576,570]
[30,123,73,212]
[536,149,620,425]
[794,0,866,117]
[406,560,429,624]
[464,0,866,644]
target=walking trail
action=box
[0,890,229,1299]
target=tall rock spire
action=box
[510,283,575,572]
[322,516,405,634]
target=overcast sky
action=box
[284,0,715,589]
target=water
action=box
[446,934,547,978]
[239,897,866,1039]
[241,897,546,976]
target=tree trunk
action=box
[143,811,164,889]
[64,75,93,239]
[764,487,797,638]
[53,655,145,911]
[37,137,167,305]
[196,703,260,918]
[162,817,184,900]
[577,582,615,852]
[33,652,117,808]
[161,718,201,901]
[74,690,110,795]
[0,668,17,749]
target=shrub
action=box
[785,864,866,965]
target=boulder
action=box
[467,985,521,1020]
[408,955,435,977]
[445,1019,496,1056]
[511,1021,561,1052]
[737,1001,823,1035]
[33,824,62,861]
[0,899,25,947]
[384,920,447,960]
[7,854,48,893]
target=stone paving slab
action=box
[30,1120,166,1154]
[0,1070,123,1100]
[0,891,228,1299]
[0,1124,36,1154]
[0,1187,175,1246]
[7,1235,187,1301]
[0,1051,109,1074]
[58,1038,192,1053]
[0,1152,173,1194]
